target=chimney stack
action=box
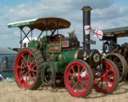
[82,6,92,52]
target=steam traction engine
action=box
[8,6,119,97]
[102,27,128,81]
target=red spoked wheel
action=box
[94,59,119,93]
[14,48,43,90]
[64,60,93,97]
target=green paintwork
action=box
[28,40,39,49]
[28,38,78,73]
[45,48,78,73]
[62,48,77,63]
[54,48,78,73]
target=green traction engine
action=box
[8,6,119,97]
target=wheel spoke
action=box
[21,54,27,63]
[72,81,79,89]
[79,79,86,89]
[30,64,37,72]
[69,72,73,77]
[28,72,36,82]
[84,73,89,80]
[80,67,85,73]
[77,64,81,77]
[71,66,75,73]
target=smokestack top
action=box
[82,6,92,12]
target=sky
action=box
[0,0,128,49]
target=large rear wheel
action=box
[14,48,44,90]
[106,53,128,81]
[64,60,93,97]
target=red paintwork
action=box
[64,60,92,97]
[14,49,37,89]
[94,60,118,93]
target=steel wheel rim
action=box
[64,61,91,97]
[106,53,128,81]
[15,49,38,89]
[94,60,118,93]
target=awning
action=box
[103,26,128,38]
[8,17,71,30]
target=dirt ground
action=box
[0,80,128,102]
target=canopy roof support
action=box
[50,29,56,37]
[19,28,32,48]
[37,31,44,40]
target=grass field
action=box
[0,81,128,102]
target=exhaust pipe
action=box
[82,6,92,52]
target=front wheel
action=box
[94,59,119,94]
[64,60,93,97]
